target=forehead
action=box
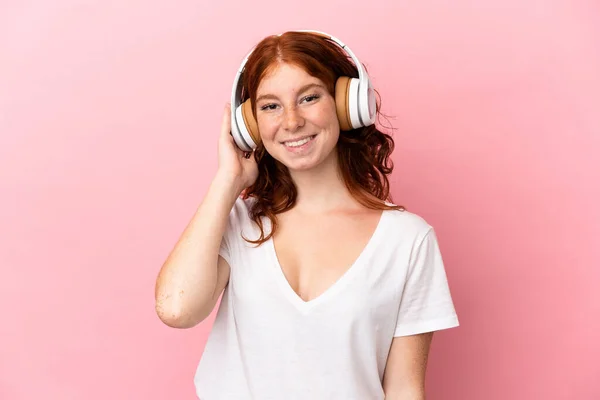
[256,62,323,95]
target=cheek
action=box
[257,115,279,142]
[314,101,339,129]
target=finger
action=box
[220,106,242,152]
[219,103,231,140]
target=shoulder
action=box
[224,195,264,226]
[223,195,261,238]
[381,204,435,246]
[229,195,257,219]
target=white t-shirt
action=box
[194,196,459,399]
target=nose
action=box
[282,106,305,132]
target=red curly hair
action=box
[239,31,405,245]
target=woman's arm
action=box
[154,173,241,329]
[154,104,257,329]
[382,332,434,400]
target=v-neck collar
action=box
[265,208,390,312]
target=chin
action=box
[276,149,337,173]
[283,158,321,172]
[266,150,317,170]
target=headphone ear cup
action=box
[335,76,353,131]
[241,99,261,147]
[358,80,377,126]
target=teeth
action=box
[284,136,314,147]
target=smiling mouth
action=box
[282,135,317,148]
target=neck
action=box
[287,149,356,214]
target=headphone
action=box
[230,30,377,152]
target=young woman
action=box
[155,30,459,399]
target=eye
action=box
[260,103,278,111]
[301,94,320,103]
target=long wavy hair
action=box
[239,31,405,245]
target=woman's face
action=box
[255,62,340,172]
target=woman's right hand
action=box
[216,103,259,192]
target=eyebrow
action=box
[256,82,326,103]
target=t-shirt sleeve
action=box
[218,226,233,266]
[217,196,245,267]
[394,227,460,337]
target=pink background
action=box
[1,1,599,399]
